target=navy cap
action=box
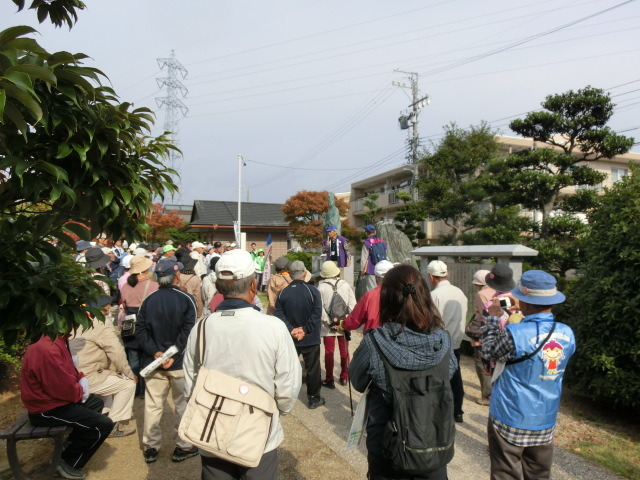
[365,225,376,233]
[155,258,184,277]
[326,225,337,232]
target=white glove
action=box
[79,377,90,402]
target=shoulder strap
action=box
[332,278,340,292]
[506,320,556,366]
[194,315,209,379]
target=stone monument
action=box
[323,192,341,237]
[375,221,418,268]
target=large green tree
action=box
[560,166,640,409]
[484,86,634,276]
[414,122,501,245]
[0,20,177,343]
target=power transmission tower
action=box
[393,70,429,200]
[156,50,188,182]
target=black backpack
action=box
[370,333,455,475]
[369,238,387,265]
[325,279,350,322]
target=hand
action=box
[347,259,351,267]
[154,351,164,359]
[162,358,174,369]
[488,296,517,317]
[291,327,305,341]
[132,375,139,384]
[79,377,90,402]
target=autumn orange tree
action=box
[282,190,350,247]
[146,203,185,242]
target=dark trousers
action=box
[367,454,448,480]
[29,395,114,469]
[450,349,464,417]
[487,420,554,480]
[296,344,321,400]
[201,448,277,480]
[126,347,145,396]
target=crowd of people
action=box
[19,224,576,480]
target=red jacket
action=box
[342,284,381,333]
[21,335,84,414]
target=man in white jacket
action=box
[183,250,301,480]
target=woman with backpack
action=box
[349,264,457,480]
[318,261,356,388]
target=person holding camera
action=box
[482,270,575,480]
[318,261,357,388]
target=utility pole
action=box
[156,51,188,183]
[393,70,430,200]
[237,154,246,249]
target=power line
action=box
[419,0,637,77]
[244,159,368,172]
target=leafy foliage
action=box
[394,193,426,246]
[416,122,500,244]
[11,0,85,29]
[146,203,185,242]
[560,166,640,409]
[484,86,633,276]
[0,27,178,344]
[285,251,313,272]
[163,226,198,245]
[362,193,382,225]
[282,190,349,247]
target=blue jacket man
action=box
[275,260,324,409]
[482,270,576,480]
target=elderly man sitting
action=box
[69,296,137,438]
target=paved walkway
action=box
[282,331,623,480]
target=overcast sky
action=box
[2,0,639,205]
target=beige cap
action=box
[427,260,448,277]
[472,269,491,285]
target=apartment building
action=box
[348,136,640,242]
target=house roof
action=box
[190,200,288,227]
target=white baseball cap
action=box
[374,260,395,278]
[192,241,205,249]
[121,255,132,269]
[427,260,448,277]
[215,250,255,280]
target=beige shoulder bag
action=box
[178,314,277,468]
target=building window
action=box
[611,167,628,183]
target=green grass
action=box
[572,434,640,479]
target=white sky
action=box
[2,0,639,205]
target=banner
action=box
[262,234,272,288]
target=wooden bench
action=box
[0,412,72,480]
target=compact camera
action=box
[499,297,512,309]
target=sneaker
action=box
[321,379,335,389]
[454,414,464,423]
[56,459,86,479]
[308,397,326,410]
[172,446,199,462]
[339,378,349,386]
[144,448,158,464]
[108,421,136,438]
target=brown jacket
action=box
[178,272,204,318]
[69,317,133,387]
[267,273,291,315]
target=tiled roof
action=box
[190,200,288,227]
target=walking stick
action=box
[345,336,354,416]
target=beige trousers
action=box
[91,374,136,423]
[143,369,191,450]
